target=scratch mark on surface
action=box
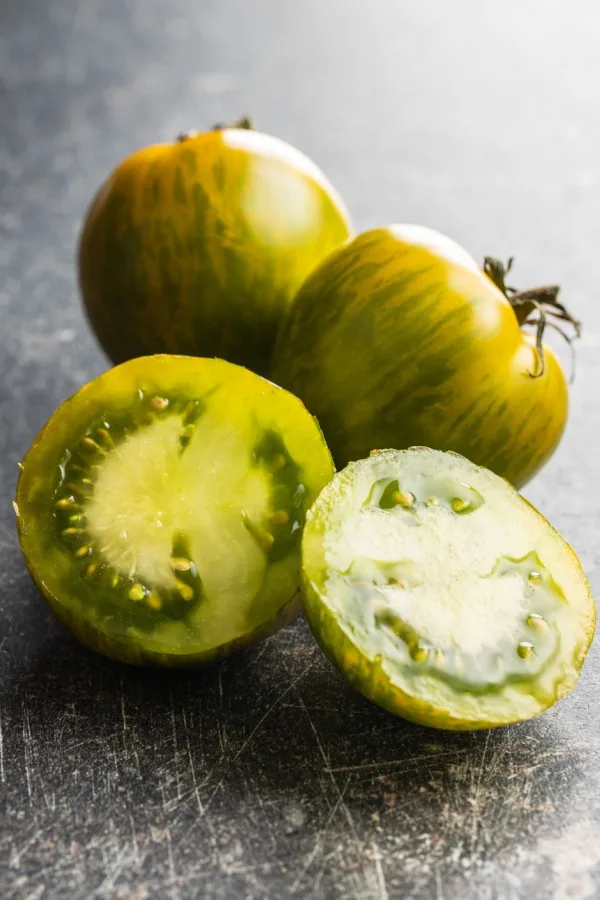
[230,661,314,764]
[166,827,180,900]
[129,812,140,867]
[248,639,270,668]
[96,843,131,897]
[37,768,55,812]
[435,867,445,900]
[182,707,203,817]
[9,827,43,870]
[218,665,224,706]
[170,697,182,800]
[21,693,33,803]
[120,679,127,733]
[197,661,315,823]
[197,778,226,820]
[372,842,389,900]
[297,694,360,845]
[0,700,5,784]
[470,729,491,850]
[290,776,351,893]
[217,666,227,752]
[323,747,470,775]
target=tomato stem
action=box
[176,117,254,143]
[483,257,581,380]
[212,115,254,131]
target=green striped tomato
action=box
[78,122,351,376]
[272,226,576,488]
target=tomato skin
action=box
[272,226,569,488]
[78,128,351,376]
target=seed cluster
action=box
[53,400,207,616]
[52,393,306,624]
[247,428,306,564]
[366,476,484,516]
[362,546,561,692]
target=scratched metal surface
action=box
[1,1,600,898]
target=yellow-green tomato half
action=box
[301,447,594,730]
[15,356,334,666]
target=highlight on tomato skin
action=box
[271,225,580,489]
[78,118,352,377]
[301,447,595,731]
[14,355,335,667]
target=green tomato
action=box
[272,226,579,488]
[79,121,352,376]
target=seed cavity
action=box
[183,400,203,424]
[56,498,76,510]
[529,571,542,584]
[451,497,469,513]
[179,423,195,453]
[150,396,169,412]
[527,613,547,631]
[75,545,91,558]
[517,641,535,659]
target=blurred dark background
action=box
[1,2,600,898]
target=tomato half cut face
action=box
[302,447,594,730]
[16,356,334,666]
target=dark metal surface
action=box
[1,2,599,897]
